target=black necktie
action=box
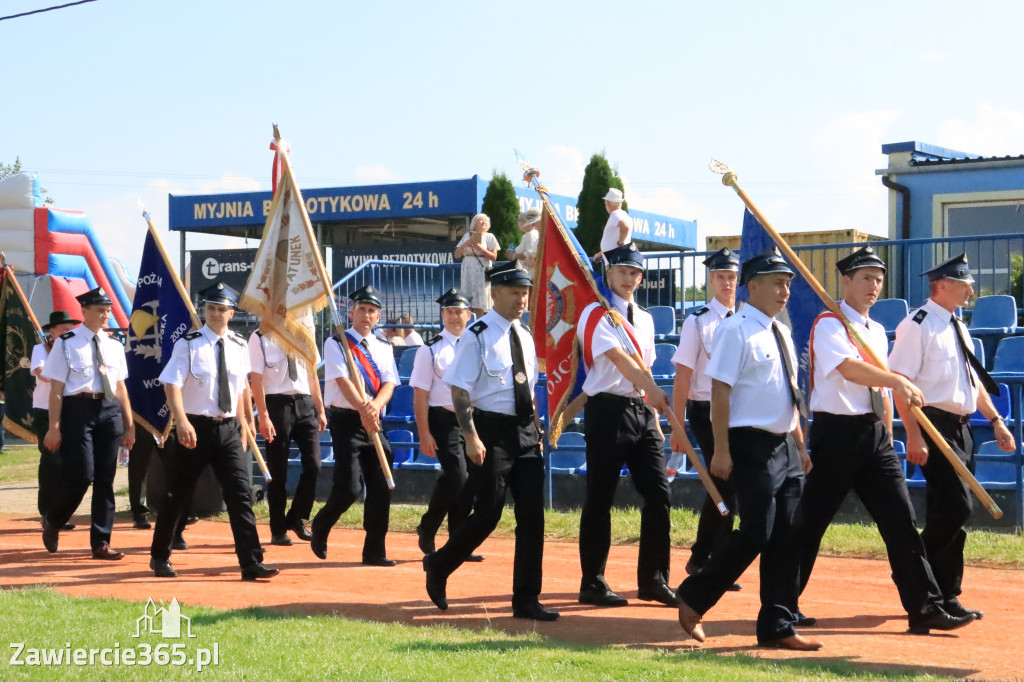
[862,319,885,418]
[772,321,808,419]
[951,316,1000,395]
[216,338,231,413]
[287,355,298,381]
[92,335,115,400]
[726,310,733,318]
[509,326,533,418]
[627,303,634,326]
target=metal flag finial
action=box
[709,159,738,187]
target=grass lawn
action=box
[0,587,956,682]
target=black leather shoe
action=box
[684,558,701,575]
[185,515,199,526]
[362,556,397,567]
[171,535,188,551]
[310,529,327,560]
[241,562,280,580]
[638,582,679,607]
[133,515,151,530]
[908,610,975,635]
[578,585,628,607]
[270,533,293,546]
[513,601,560,621]
[416,523,435,555]
[62,522,76,530]
[465,553,484,562]
[287,518,313,542]
[91,543,124,560]
[42,520,59,553]
[944,599,984,620]
[150,558,177,578]
[423,556,448,610]
[795,611,817,627]
[726,582,742,591]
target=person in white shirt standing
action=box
[888,253,1014,622]
[592,187,632,260]
[248,328,327,546]
[411,287,481,561]
[31,310,80,529]
[670,248,740,587]
[310,285,400,566]
[800,246,974,634]
[41,288,134,560]
[575,244,676,608]
[675,248,819,651]
[508,206,541,280]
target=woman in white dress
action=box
[454,213,500,317]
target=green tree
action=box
[575,152,626,255]
[0,157,55,204]
[481,170,521,253]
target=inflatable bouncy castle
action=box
[0,172,131,327]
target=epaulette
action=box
[912,309,927,324]
[469,320,488,335]
[228,331,247,346]
[185,331,203,340]
[425,334,443,347]
[59,330,75,340]
[692,306,710,317]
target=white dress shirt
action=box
[31,344,51,409]
[578,295,655,397]
[443,310,538,416]
[705,305,800,435]
[409,329,461,410]
[247,331,314,396]
[889,298,980,416]
[672,298,734,401]
[42,326,128,396]
[323,329,399,410]
[809,300,890,415]
[158,325,251,417]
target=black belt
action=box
[328,406,358,416]
[266,393,309,403]
[66,392,106,401]
[474,407,533,427]
[187,414,232,424]
[731,425,788,438]
[428,405,456,415]
[812,411,881,424]
[592,392,646,408]
[921,406,971,425]
[686,400,711,410]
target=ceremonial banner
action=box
[530,201,607,443]
[126,225,199,441]
[239,152,330,372]
[0,267,43,441]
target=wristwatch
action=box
[990,415,1004,425]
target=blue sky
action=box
[3,0,1023,270]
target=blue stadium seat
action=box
[969,295,1017,335]
[649,306,676,341]
[970,383,1010,426]
[535,380,549,425]
[869,298,909,339]
[974,440,1019,489]
[382,384,415,428]
[397,346,418,383]
[972,337,986,370]
[652,343,677,381]
[550,431,586,474]
[387,429,416,468]
[992,336,1024,374]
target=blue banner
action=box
[125,229,196,440]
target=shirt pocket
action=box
[925,334,958,375]
[68,347,93,375]
[191,351,214,382]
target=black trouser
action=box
[677,427,802,643]
[129,427,157,517]
[687,400,738,567]
[264,393,321,536]
[919,407,975,601]
[419,406,474,539]
[428,409,545,605]
[801,412,943,622]
[579,393,670,591]
[150,416,262,567]
[33,408,62,518]
[45,395,123,550]
[311,407,394,561]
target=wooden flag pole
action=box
[712,160,1002,519]
[273,127,394,490]
[138,205,273,483]
[520,160,727,515]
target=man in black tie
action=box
[675,248,820,650]
[889,253,1014,621]
[799,247,974,634]
[423,260,558,621]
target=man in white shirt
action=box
[508,206,541,280]
[249,329,327,546]
[675,248,820,651]
[411,287,480,560]
[149,282,276,581]
[889,253,1014,622]
[575,244,675,608]
[593,188,632,260]
[41,288,134,560]
[670,248,740,586]
[801,246,974,634]
[424,260,559,621]
[310,285,399,566]
[31,310,80,529]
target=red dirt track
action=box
[1,513,1022,680]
